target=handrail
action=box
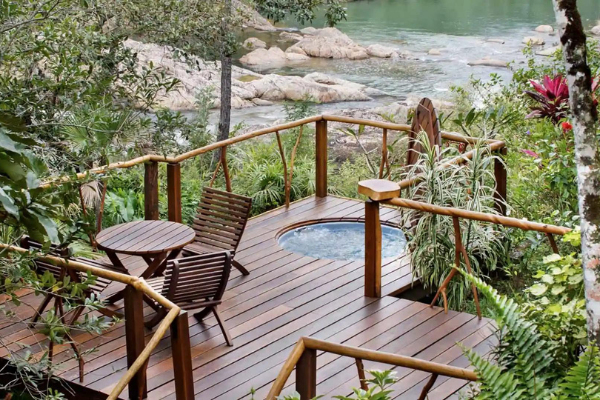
[266,336,477,400]
[40,114,504,189]
[0,243,189,400]
[383,198,571,235]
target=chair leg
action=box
[193,307,213,323]
[145,308,167,329]
[68,306,85,326]
[232,259,250,276]
[30,294,53,327]
[212,307,233,347]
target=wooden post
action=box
[144,161,159,220]
[171,311,194,400]
[124,286,147,399]
[167,163,182,223]
[365,199,382,298]
[315,119,328,198]
[493,148,507,216]
[358,179,401,299]
[296,348,317,400]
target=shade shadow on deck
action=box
[0,195,496,399]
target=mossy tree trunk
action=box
[216,0,232,162]
[552,0,600,346]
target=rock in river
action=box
[366,44,398,58]
[286,27,368,59]
[468,57,508,68]
[535,25,554,33]
[242,37,267,50]
[240,46,309,68]
[522,36,545,46]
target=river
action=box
[226,0,600,126]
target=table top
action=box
[96,220,196,255]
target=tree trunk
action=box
[216,0,232,163]
[552,0,600,346]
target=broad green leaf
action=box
[529,283,547,296]
[0,187,19,217]
[543,253,562,264]
[551,285,565,295]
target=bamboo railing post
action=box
[546,232,560,254]
[170,311,194,400]
[296,348,317,400]
[167,163,182,223]
[359,179,401,298]
[315,119,328,197]
[144,161,159,220]
[493,147,508,216]
[124,286,147,399]
[221,146,232,192]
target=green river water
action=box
[228,0,600,124]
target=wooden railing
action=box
[0,244,194,400]
[266,336,478,400]
[358,179,572,317]
[20,101,508,399]
[40,110,508,225]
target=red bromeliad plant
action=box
[525,75,599,125]
[524,75,570,124]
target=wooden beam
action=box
[296,348,317,400]
[364,199,382,298]
[170,311,194,400]
[494,147,508,216]
[124,286,147,399]
[167,163,182,223]
[315,119,328,197]
[144,161,159,220]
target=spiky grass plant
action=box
[402,135,507,309]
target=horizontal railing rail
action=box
[359,179,571,317]
[0,243,194,400]
[267,336,477,400]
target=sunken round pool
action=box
[278,221,407,261]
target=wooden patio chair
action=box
[20,237,122,325]
[183,187,252,276]
[145,251,233,346]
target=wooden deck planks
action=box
[0,195,496,399]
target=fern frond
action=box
[461,344,523,400]
[556,346,600,399]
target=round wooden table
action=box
[96,220,195,304]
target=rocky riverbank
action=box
[125,39,383,111]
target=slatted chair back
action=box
[20,236,71,280]
[191,187,252,253]
[161,251,231,306]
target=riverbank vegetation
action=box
[1,0,600,398]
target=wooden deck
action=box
[0,195,496,399]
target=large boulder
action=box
[247,73,375,103]
[234,0,276,31]
[300,27,318,35]
[239,46,309,68]
[366,44,397,58]
[523,36,545,45]
[467,57,508,68]
[535,25,554,33]
[286,27,368,59]
[124,39,262,110]
[243,37,267,50]
[592,26,600,36]
[279,32,303,42]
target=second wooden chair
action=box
[146,251,234,346]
